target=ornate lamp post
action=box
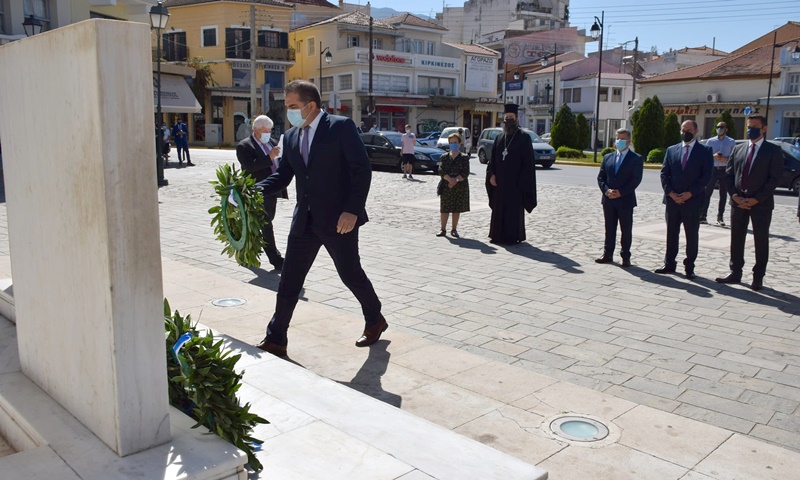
[22,15,44,37]
[319,42,332,110]
[150,0,170,187]
[540,44,558,125]
[590,11,604,163]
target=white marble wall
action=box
[0,19,170,456]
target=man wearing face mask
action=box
[655,120,713,279]
[252,80,386,357]
[701,122,736,226]
[596,128,643,267]
[485,103,537,245]
[236,115,288,271]
[400,124,416,179]
[715,115,783,291]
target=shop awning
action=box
[154,74,202,114]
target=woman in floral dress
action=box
[437,133,470,237]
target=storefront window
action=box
[361,73,409,93]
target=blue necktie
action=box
[614,153,622,174]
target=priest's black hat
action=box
[504,103,519,115]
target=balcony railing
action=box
[225,46,295,61]
[153,47,189,63]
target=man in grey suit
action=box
[596,128,643,267]
[715,115,783,290]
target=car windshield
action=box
[779,141,800,160]
[441,127,464,137]
[382,133,403,147]
[525,131,545,143]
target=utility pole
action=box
[368,4,374,128]
[249,4,258,118]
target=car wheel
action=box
[478,150,487,164]
[792,176,800,194]
[540,161,553,169]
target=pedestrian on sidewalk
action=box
[596,128,643,267]
[172,118,194,166]
[401,124,415,179]
[161,123,171,163]
[715,115,783,291]
[436,133,470,238]
[486,103,537,245]
[253,80,388,357]
[236,115,287,271]
[655,120,713,279]
[701,122,736,226]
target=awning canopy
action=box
[154,74,202,114]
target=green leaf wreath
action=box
[165,299,269,472]
[209,164,266,268]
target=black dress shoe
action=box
[595,254,613,264]
[271,258,284,272]
[355,320,388,347]
[715,273,742,284]
[256,338,287,357]
[621,258,632,268]
[750,278,764,291]
[685,270,697,280]
[654,265,676,274]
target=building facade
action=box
[764,40,800,138]
[439,0,569,45]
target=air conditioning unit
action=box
[438,88,446,95]
[706,93,719,102]
[528,95,536,102]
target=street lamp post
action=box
[319,42,332,111]
[540,44,558,125]
[591,11,604,163]
[767,35,800,128]
[618,37,639,108]
[368,5,375,129]
[22,14,44,36]
[150,0,170,187]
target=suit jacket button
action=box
[305,176,310,181]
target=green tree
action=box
[576,113,591,150]
[663,112,681,148]
[714,110,738,140]
[551,103,577,150]
[633,96,665,158]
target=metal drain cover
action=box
[550,416,609,442]
[211,297,247,307]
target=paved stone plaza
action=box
[2,148,798,460]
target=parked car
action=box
[701,139,800,193]
[540,132,551,144]
[417,131,441,147]
[359,131,443,173]
[476,127,557,168]
[773,137,799,145]
[436,127,472,152]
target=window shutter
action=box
[225,28,235,58]
[279,32,288,49]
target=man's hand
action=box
[606,189,620,199]
[337,212,357,234]
[742,198,759,208]
[269,146,281,160]
[489,174,497,187]
[676,192,693,202]
[732,194,751,210]
[669,192,684,205]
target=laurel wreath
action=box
[209,164,266,268]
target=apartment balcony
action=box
[225,46,295,62]
[153,47,189,63]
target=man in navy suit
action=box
[715,115,783,290]
[596,128,643,267]
[253,80,387,357]
[236,115,288,271]
[655,120,713,279]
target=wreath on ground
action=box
[209,164,266,268]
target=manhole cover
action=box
[211,297,247,307]
[550,416,609,442]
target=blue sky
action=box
[365,0,796,55]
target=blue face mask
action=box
[449,143,460,152]
[287,104,310,128]
[615,139,628,151]
[747,127,763,140]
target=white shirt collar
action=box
[749,137,765,149]
[305,110,324,132]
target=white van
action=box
[436,127,472,152]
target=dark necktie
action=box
[681,145,689,170]
[301,126,310,166]
[742,144,755,193]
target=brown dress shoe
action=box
[256,338,287,357]
[355,320,388,347]
[595,254,613,264]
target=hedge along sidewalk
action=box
[556,158,662,169]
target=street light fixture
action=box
[22,14,44,37]
[591,11,604,163]
[766,37,800,128]
[150,0,170,187]
[618,37,639,116]
[540,44,558,125]
[319,42,332,110]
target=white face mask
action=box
[259,132,270,144]
[405,129,411,133]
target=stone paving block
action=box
[695,433,799,479]
[517,347,578,370]
[461,333,494,347]
[677,390,773,424]
[646,367,689,386]
[392,344,491,380]
[615,348,652,362]
[672,404,755,434]
[607,327,652,341]
[718,351,786,372]
[767,411,800,433]
[548,321,617,342]
[514,359,613,392]
[643,356,695,374]
[747,347,800,368]
[612,320,693,342]
[686,365,730,382]
[550,344,615,366]
[750,424,800,451]
[681,376,746,401]
[612,337,694,361]
[623,376,687,400]
[539,443,687,480]
[689,354,760,377]
[565,364,633,385]
[646,335,722,357]
[445,330,479,343]
[756,369,800,388]
[459,344,521,365]
[481,339,531,357]
[446,361,558,404]
[401,380,506,430]
[538,330,587,346]
[770,383,800,404]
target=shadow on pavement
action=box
[501,243,584,273]
[446,236,497,254]
[695,278,800,315]
[336,340,402,408]
[623,266,713,298]
[245,266,308,301]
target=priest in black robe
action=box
[485,103,537,244]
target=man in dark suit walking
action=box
[253,80,387,357]
[596,128,643,267]
[715,115,783,290]
[655,120,713,279]
[236,115,287,271]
